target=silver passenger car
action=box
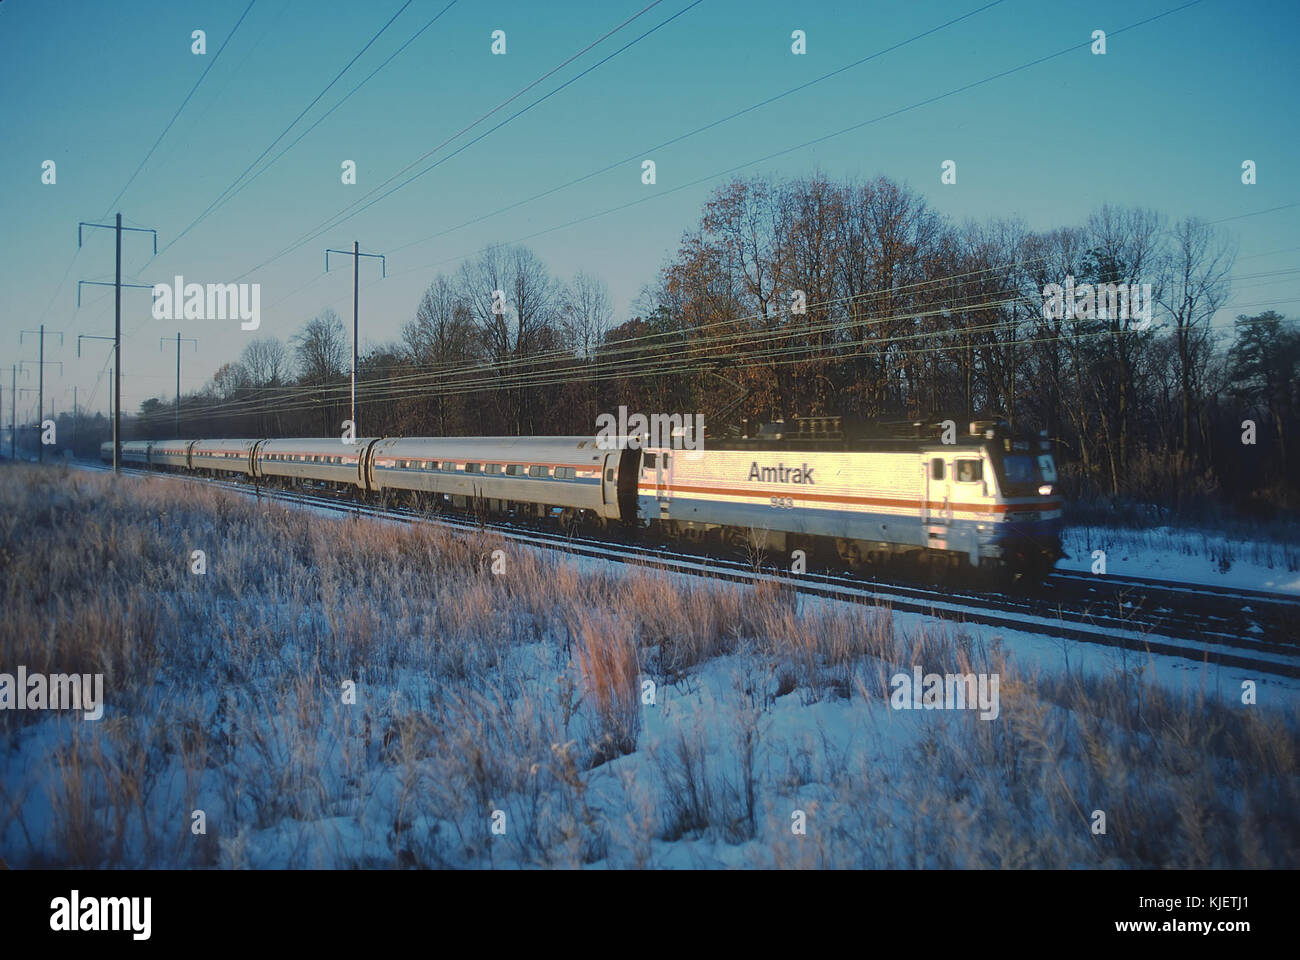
[255,437,375,489]
[189,439,258,476]
[121,440,152,466]
[369,436,622,521]
[150,440,195,470]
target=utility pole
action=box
[161,333,198,436]
[352,240,357,435]
[78,215,156,474]
[9,365,34,460]
[115,215,120,470]
[20,326,64,463]
[326,243,385,437]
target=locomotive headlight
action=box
[1038,484,1053,496]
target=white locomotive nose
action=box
[1038,484,1053,496]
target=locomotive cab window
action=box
[644,453,657,468]
[930,458,945,480]
[955,459,982,483]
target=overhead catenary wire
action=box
[135,0,1211,376]
[387,0,1210,286]
[160,0,458,245]
[251,0,1216,347]
[236,0,682,280]
[131,299,1300,427]
[100,0,259,221]
[33,5,258,337]
[155,0,419,260]
[131,234,1300,424]
[268,207,1299,400]
[384,0,1010,259]
[90,0,1292,426]
[123,0,674,350]
[260,0,1008,320]
[130,272,1300,426]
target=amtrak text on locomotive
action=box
[749,461,815,484]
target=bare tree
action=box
[403,276,476,434]
[240,337,289,387]
[458,244,561,432]
[560,271,613,358]
[292,309,347,384]
[210,361,249,399]
[1082,204,1165,494]
[1160,217,1235,463]
[291,308,347,434]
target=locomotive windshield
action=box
[1001,455,1039,484]
[992,448,1056,496]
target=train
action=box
[100,416,1063,581]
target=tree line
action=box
[85,174,1300,512]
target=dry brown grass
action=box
[0,462,1296,868]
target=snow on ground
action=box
[1059,524,1300,594]
[4,465,1298,868]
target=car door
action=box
[923,453,951,550]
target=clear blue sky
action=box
[2,0,1297,422]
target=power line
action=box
[130,261,1299,425]
[386,0,1209,285]
[386,0,1009,258]
[156,0,418,259]
[100,0,259,220]
[195,0,459,219]
[133,302,1300,426]
[79,215,159,472]
[177,260,1300,417]
[245,0,1013,322]
[236,0,679,280]
[284,200,1295,395]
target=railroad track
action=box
[66,459,1300,679]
